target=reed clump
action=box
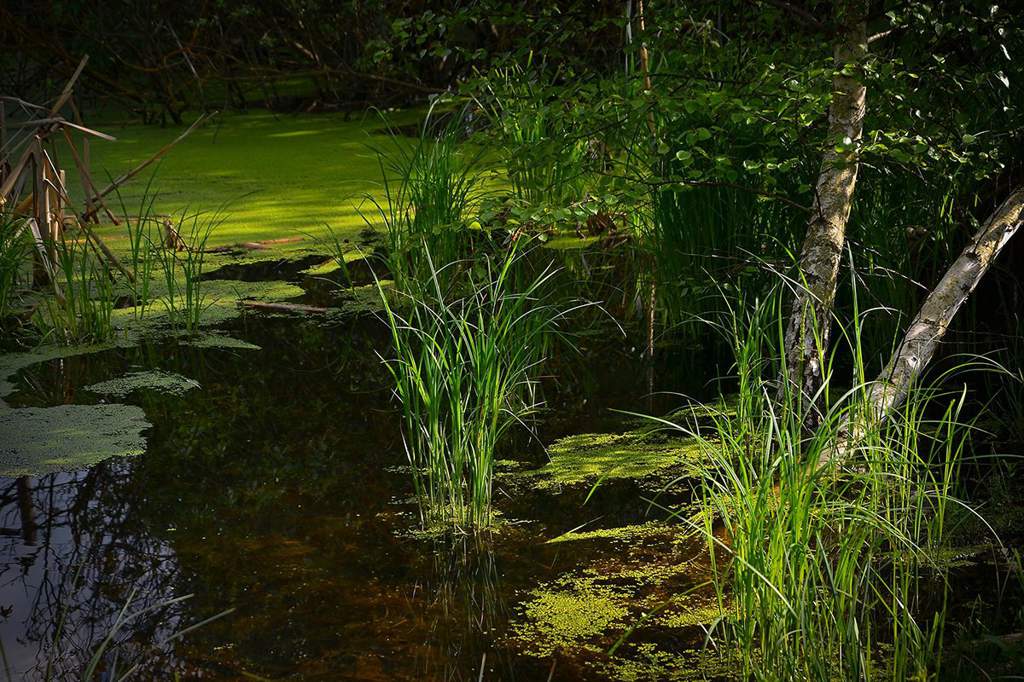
[663,284,977,680]
[380,245,567,529]
[36,234,115,344]
[367,111,578,530]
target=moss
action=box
[0,404,149,476]
[85,370,201,398]
[525,429,709,490]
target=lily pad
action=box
[0,404,150,477]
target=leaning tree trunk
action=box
[781,0,867,424]
[867,186,1024,417]
[820,185,1024,469]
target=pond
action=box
[0,250,737,680]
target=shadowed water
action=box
[4,245,1017,680]
[0,259,716,680]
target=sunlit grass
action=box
[651,275,987,680]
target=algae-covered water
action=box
[5,112,1019,680]
[0,248,736,680]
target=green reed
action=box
[640,183,800,342]
[377,243,570,530]
[655,266,980,680]
[153,207,222,334]
[364,107,485,294]
[114,174,161,318]
[474,63,589,213]
[0,210,29,321]
[308,224,352,287]
[37,235,115,344]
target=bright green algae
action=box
[509,561,724,657]
[509,572,632,658]
[85,370,201,398]
[591,644,743,681]
[509,520,720,654]
[547,521,673,545]
[111,278,306,333]
[180,334,261,351]
[0,404,150,476]
[70,111,424,254]
[524,429,709,490]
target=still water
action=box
[0,256,715,680]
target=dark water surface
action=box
[0,259,718,680]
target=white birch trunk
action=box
[867,186,1024,416]
[822,186,1024,468]
[782,0,867,421]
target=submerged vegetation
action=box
[2,0,1023,679]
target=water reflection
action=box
[0,465,189,679]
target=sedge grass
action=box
[377,242,573,530]
[652,269,984,680]
[153,206,223,335]
[114,173,161,318]
[473,63,589,215]
[36,235,115,345]
[364,106,486,295]
[0,211,29,321]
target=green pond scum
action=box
[85,370,201,398]
[508,546,726,670]
[3,14,1024,673]
[523,428,710,491]
[0,404,149,477]
[70,111,424,255]
[179,334,262,351]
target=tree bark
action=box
[867,186,1024,417]
[781,0,867,423]
[819,185,1023,469]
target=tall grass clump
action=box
[37,235,115,344]
[667,279,976,680]
[153,207,222,334]
[474,63,589,214]
[114,176,161,318]
[365,108,485,295]
[847,171,964,353]
[378,244,569,530]
[0,210,29,320]
[640,185,800,341]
